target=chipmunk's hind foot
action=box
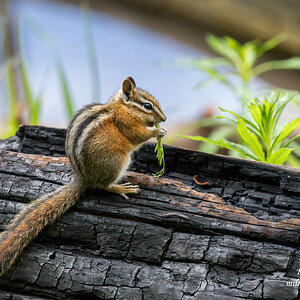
[105,183,140,200]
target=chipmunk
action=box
[0,76,167,276]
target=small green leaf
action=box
[153,123,165,177]
[179,134,257,160]
[267,148,292,165]
[259,34,286,55]
[283,133,300,147]
[273,92,296,125]
[272,117,300,150]
[190,59,234,89]
[219,107,260,134]
[198,126,234,153]
[188,57,231,68]
[206,34,241,68]
[215,115,237,125]
[237,118,265,161]
[250,101,262,128]
[253,57,300,76]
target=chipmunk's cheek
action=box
[147,115,155,125]
[152,116,158,123]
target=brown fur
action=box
[0,76,166,276]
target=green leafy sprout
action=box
[180,93,300,165]
[188,34,300,108]
[153,123,165,177]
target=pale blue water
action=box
[2,0,265,127]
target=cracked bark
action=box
[0,125,300,299]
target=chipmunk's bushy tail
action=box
[0,180,85,276]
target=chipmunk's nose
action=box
[161,114,167,122]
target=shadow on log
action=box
[0,125,300,299]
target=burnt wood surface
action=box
[0,125,300,299]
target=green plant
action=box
[180,93,300,165]
[5,59,20,139]
[0,0,101,139]
[17,24,42,126]
[0,9,74,139]
[189,34,300,108]
[175,34,300,166]
[20,1,100,121]
[153,123,165,177]
[0,1,21,139]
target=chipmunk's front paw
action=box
[158,128,167,138]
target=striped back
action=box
[65,104,106,175]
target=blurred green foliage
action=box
[189,34,300,108]
[0,0,98,139]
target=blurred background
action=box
[2,0,300,164]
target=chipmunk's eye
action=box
[143,103,153,110]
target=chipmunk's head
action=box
[120,76,166,127]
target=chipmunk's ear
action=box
[126,76,136,88]
[122,76,136,101]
